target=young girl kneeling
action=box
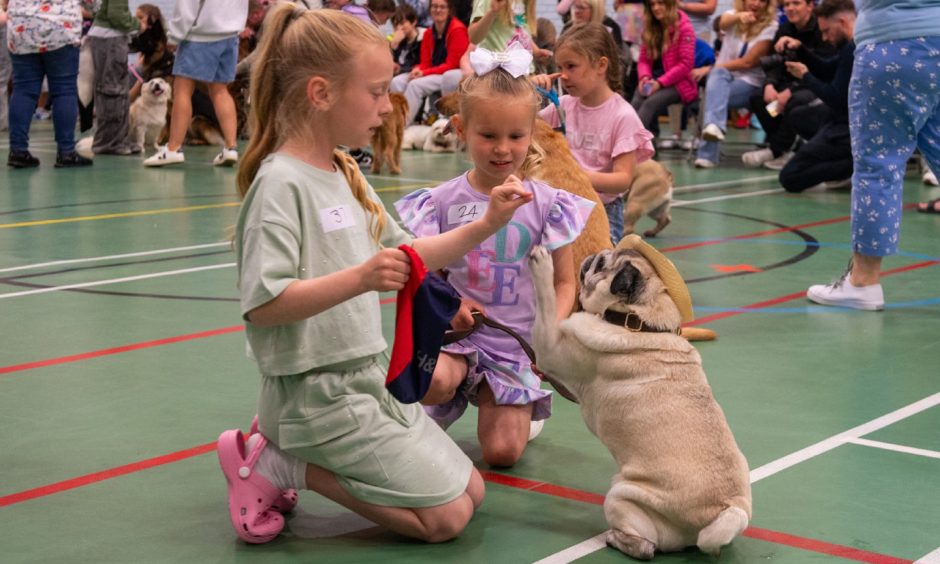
[395,48,595,468]
[218,5,533,546]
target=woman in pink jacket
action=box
[630,0,697,132]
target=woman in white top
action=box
[693,0,777,168]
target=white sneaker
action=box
[213,147,239,167]
[763,151,793,171]
[657,136,680,150]
[807,277,884,311]
[923,166,939,186]
[742,148,774,168]
[679,138,696,150]
[701,123,725,142]
[143,145,185,167]
[694,158,717,169]
[528,419,544,441]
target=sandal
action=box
[248,416,299,513]
[217,429,285,544]
[917,198,940,214]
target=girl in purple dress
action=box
[395,47,595,468]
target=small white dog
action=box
[423,118,459,153]
[402,124,431,150]
[128,78,171,155]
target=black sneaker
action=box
[7,150,40,168]
[55,151,94,168]
[350,149,373,169]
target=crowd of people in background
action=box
[2,0,939,307]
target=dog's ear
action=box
[609,263,644,302]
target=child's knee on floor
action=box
[421,352,467,405]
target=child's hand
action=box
[529,73,560,91]
[485,175,533,229]
[737,11,756,24]
[451,297,485,331]
[359,248,411,292]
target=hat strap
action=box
[602,310,681,335]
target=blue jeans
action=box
[696,67,759,164]
[605,198,625,246]
[8,45,80,153]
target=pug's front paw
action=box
[529,246,554,289]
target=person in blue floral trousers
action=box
[807,0,940,311]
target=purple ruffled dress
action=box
[394,174,594,426]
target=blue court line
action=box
[695,296,940,315]
[662,236,940,262]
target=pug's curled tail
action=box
[696,506,748,556]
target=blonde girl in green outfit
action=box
[217,3,533,546]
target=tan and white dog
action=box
[128,78,172,155]
[528,236,751,559]
[625,160,673,238]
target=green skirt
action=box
[257,355,473,508]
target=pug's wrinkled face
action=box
[578,249,681,328]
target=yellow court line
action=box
[0,202,240,229]
[1,186,427,229]
[373,182,432,193]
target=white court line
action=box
[532,533,608,564]
[916,546,940,563]
[538,391,940,564]
[671,188,784,207]
[749,392,940,482]
[0,242,229,275]
[672,175,780,194]
[844,437,940,460]
[0,263,234,300]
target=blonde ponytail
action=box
[333,150,387,245]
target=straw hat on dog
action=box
[617,234,694,324]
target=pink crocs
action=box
[248,416,299,513]
[217,429,285,544]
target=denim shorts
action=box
[172,36,238,84]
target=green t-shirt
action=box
[471,0,517,52]
[235,153,413,376]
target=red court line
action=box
[4,261,938,374]
[0,446,911,562]
[0,442,216,508]
[0,326,244,376]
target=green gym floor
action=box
[2,122,938,564]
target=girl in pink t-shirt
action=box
[395,52,593,468]
[533,23,655,245]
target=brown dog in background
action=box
[625,160,673,238]
[371,93,409,175]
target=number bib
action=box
[319,205,357,232]
[447,202,488,225]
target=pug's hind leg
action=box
[606,529,656,560]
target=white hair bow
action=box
[469,46,533,78]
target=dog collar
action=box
[602,310,680,335]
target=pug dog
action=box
[128,78,172,155]
[528,237,751,559]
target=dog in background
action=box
[403,124,432,150]
[371,93,408,174]
[625,159,673,238]
[528,239,750,559]
[128,78,172,155]
[424,118,460,153]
